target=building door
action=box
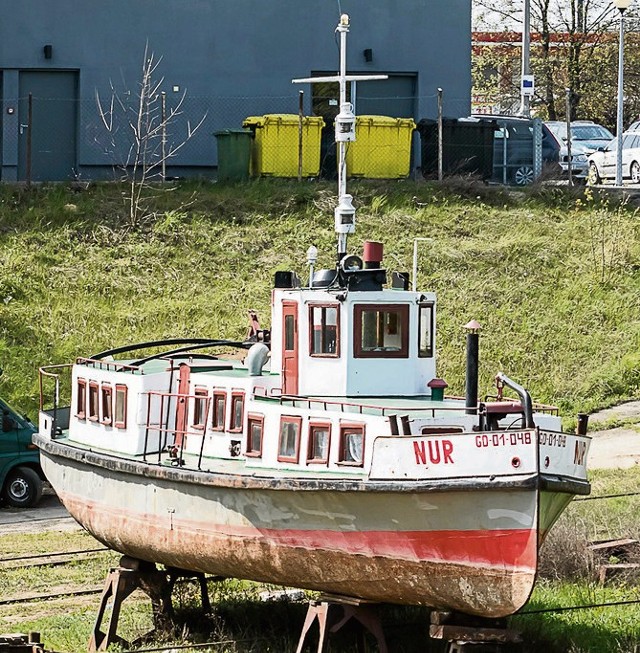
[18,71,78,181]
[353,75,416,118]
[174,364,190,448]
[282,302,299,396]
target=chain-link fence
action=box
[0,92,548,185]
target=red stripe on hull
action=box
[258,527,537,570]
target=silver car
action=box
[545,121,614,180]
[587,129,640,184]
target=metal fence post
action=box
[565,88,573,186]
[298,90,304,182]
[26,93,33,187]
[437,88,443,182]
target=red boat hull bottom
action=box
[61,491,537,618]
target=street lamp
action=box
[613,0,632,187]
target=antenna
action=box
[293,15,387,263]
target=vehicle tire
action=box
[2,466,43,508]
[513,165,534,186]
[631,161,640,184]
[587,163,601,186]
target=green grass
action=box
[2,178,640,650]
[1,179,640,424]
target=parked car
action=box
[544,120,614,180]
[587,128,640,184]
[0,386,44,507]
[470,115,560,185]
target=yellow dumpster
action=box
[242,114,325,178]
[345,116,416,178]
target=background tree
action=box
[473,0,640,126]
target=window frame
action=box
[211,390,226,432]
[246,413,264,458]
[308,303,340,358]
[229,391,245,434]
[277,415,303,464]
[88,381,99,422]
[101,384,113,426]
[418,302,435,359]
[307,420,331,465]
[353,304,410,359]
[114,384,128,429]
[76,378,87,420]
[338,422,366,467]
[192,386,209,431]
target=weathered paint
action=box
[39,440,543,617]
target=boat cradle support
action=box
[295,594,389,653]
[430,610,522,652]
[88,556,214,652]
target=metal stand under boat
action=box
[88,556,214,652]
[429,610,522,652]
[295,594,388,653]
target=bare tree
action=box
[96,43,207,224]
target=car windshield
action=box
[547,123,614,142]
[571,125,613,141]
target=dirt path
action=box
[586,401,640,470]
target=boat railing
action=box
[484,394,559,416]
[142,390,211,470]
[76,357,143,374]
[38,364,73,438]
[277,394,481,417]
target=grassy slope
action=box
[1,179,639,422]
[1,178,640,649]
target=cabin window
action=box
[309,304,340,357]
[88,382,99,421]
[192,387,208,430]
[246,413,264,457]
[307,422,331,464]
[76,379,87,419]
[354,304,409,358]
[101,384,113,426]
[212,391,226,431]
[114,384,127,429]
[339,424,365,466]
[229,392,245,433]
[278,416,302,463]
[418,303,434,358]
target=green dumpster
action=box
[214,129,253,182]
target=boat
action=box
[34,15,590,620]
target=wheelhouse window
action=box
[418,302,434,358]
[246,413,264,457]
[76,378,87,419]
[278,416,302,463]
[88,382,99,421]
[307,422,331,464]
[354,304,409,358]
[114,384,127,429]
[309,304,339,357]
[192,387,208,430]
[229,391,245,433]
[339,424,365,467]
[212,391,226,431]
[101,384,113,425]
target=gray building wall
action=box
[0,0,471,181]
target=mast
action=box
[292,15,387,263]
